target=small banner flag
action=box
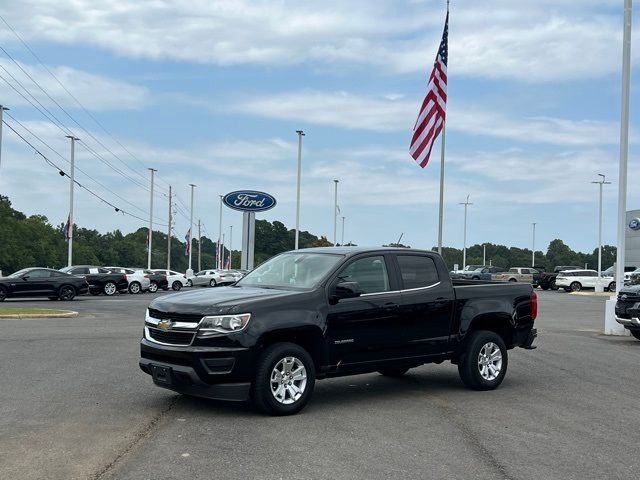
[184,228,191,256]
[63,214,71,242]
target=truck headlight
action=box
[197,313,251,337]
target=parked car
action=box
[532,265,582,290]
[0,268,88,301]
[152,270,189,291]
[555,269,615,292]
[614,285,640,340]
[104,267,151,294]
[132,269,168,293]
[492,267,538,283]
[460,266,507,280]
[186,269,236,287]
[139,247,537,415]
[60,265,129,296]
[449,264,484,279]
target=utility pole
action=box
[333,179,339,246]
[531,222,537,267]
[295,130,305,249]
[222,233,226,269]
[188,184,196,272]
[341,216,345,246]
[66,135,79,267]
[147,168,157,269]
[229,225,233,269]
[0,105,9,174]
[167,185,172,270]
[592,174,611,291]
[460,195,472,270]
[196,219,201,271]
[483,244,486,266]
[218,195,223,269]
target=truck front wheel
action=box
[458,330,508,390]
[252,342,315,416]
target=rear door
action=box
[326,254,403,366]
[394,253,454,356]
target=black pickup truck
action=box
[139,247,537,415]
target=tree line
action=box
[0,195,615,275]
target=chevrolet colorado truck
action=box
[139,247,538,415]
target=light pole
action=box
[341,216,345,246]
[295,130,304,249]
[167,186,172,270]
[147,168,157,269]
[66,135,79,267]
[218,195,223,269]
[0,105,9,175]
[197,219,202,272]
[188,184,196,273]
[483,244,486,266]
[460,195,472,270]
[531,222,537,267]
[333,179,339,246]
[229,225,233,269]
[593,174,611,292]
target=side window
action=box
[28,270,52,278]
[98,268,110,274]
[397,255,439,289]
[339,256,390,294]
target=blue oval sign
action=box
[223,190,276,212]
[629,218,640,231]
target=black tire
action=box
[103,282,117,296]
[458,330,508,390]
[608,282,616,292]
[148,281,158,293]
[172,281,182,291]
[209,279,217,287]
[378,367,410,377]
[128,281,142,294]
[630,330,640,341]
[541,285,549,291]
[550,278,558,290]
[508,278,517,282]
[570,281,582,292]
[0,285,7,302]
[186,279,193,287]
[58,285,76,301]
[252,342,315,416]
[471,276,480,280]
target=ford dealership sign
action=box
[223,190,276,212]
[629,218,640,231]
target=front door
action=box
[15,269,52,296]
[326,254,403,367]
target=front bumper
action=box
[615,315,640,329]
[139,338,254,401]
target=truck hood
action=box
[149,285,303,315]
[619,284,640,296]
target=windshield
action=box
[238,252,343,290]
[8,268,32,278]
[59,266,73,273]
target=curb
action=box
[0,311,79,319]
[569,292,615,297]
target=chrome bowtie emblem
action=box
[622,294,628,300]
[158,319,173,331]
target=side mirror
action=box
[332,281,362,302]
[22,275,29,281]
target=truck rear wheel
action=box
[252,342,315,416]
[458,330,508,390]
[378,367,410,377]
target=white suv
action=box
[152,269,189,291]
[556,269,615,292]
[105,267,151,294]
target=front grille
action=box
[148,308,204,323]
[147,328,195,345]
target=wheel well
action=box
[257,327,324,372]
[467,317,514,349]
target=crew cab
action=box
[139,247,537,415]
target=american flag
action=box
[410,10,448,168]
[184,228,191,256]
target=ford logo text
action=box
[223,191,277,212]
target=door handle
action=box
[383,302,399,311]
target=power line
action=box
[2,116,167,226]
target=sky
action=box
[0,0,638,255]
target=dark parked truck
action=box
[615,285,640,340]
[140,247,538,415]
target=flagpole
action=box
[437,126,445,254]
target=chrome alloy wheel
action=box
[270,356,307,405]
[478,342,502,381]
[104,282,116,295]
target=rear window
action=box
[397,255,439,289]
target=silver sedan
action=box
[187,270,235,287]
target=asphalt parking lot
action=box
[1,290,639,480]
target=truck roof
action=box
[294,246,433,256]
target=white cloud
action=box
[0,59,150,111]
[237,89,630,146]
[0,0,636,81]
